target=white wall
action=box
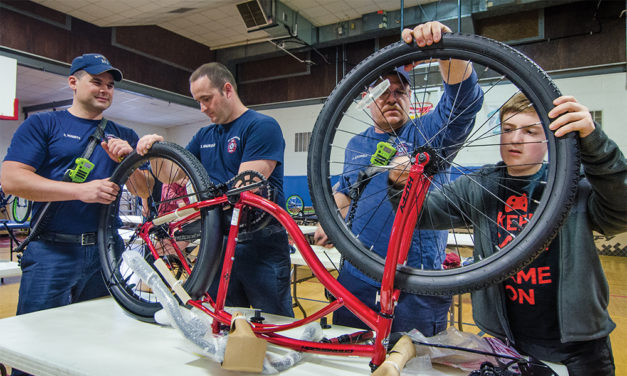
[271,72,627,176]
[166,121,205,146]
[258,104,323,176]
[0,116,23,171]
[105,116,164,139]
[552,73,626,152]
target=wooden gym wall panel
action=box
[114,26,214,71]
[344,39,378,75]
[237,48,336,105]
[0,3,215,97]
[474,1,625,72]
[515,2,625,72]
[474,9,541,43]
[238,52,311,83]
[236,50,335,104]
[515,20,625,73]
[237,40,379,106]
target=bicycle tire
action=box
[99,142,224,322]
[10,196,31,223]
[286,194,305,216]
[308,33,579,295]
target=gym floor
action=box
[1,235,625,373]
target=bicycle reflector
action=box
[68,157,95,183]
[371,141,397,166]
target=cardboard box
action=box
[221,312,267,373]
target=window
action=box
[294,132,311,152]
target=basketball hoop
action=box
[409,102,433,118]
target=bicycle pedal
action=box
[319,317,332,329]
[249,309,265,324]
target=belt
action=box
[37,232,97,245]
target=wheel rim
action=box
[99,143,223,321]
[308,34,579,295]
[11,197,31,223]
[286,194,305,215]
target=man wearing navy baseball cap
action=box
[70,53,123,81]
[370,66,411,88]
[314,21,485,336]
[2,52,140,376]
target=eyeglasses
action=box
[379,88,409,101]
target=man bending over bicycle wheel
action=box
[137,62,293,318]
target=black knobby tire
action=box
[99,142,224,322]
[308,33,580,295]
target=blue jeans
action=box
[332,270,451,335]
[16,239,110,315]
[209,231,294,317]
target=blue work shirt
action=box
[338,71,484,287]
[186,109,286,205]
[4,110,139,234]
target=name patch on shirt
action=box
[64,133,81,140]
[352,153,370,161]
[201,143,216,149]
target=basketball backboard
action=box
[0,55,18,120]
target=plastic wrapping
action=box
[122,251,225,362]
[122,250,322,374]
[263,323,323,373]
[405,327,498,372]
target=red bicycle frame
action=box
[138,153,432,368]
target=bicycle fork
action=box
[374,153,432,365]
[211,204,242,333]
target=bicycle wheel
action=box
[10,196,31,223]
[99,142,224,322]
[286,194,305,216]
[308,33,579,295]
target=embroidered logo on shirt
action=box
[63,133,81,140]
[227,137,240,153]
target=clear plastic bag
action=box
[405,327,501,372]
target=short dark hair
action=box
[71,70,88,79]
[189,62,237,92]
[500,92,534,124]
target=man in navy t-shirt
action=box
[313,21,484,334]
[1,54,139,323]
[137,62,293,317]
